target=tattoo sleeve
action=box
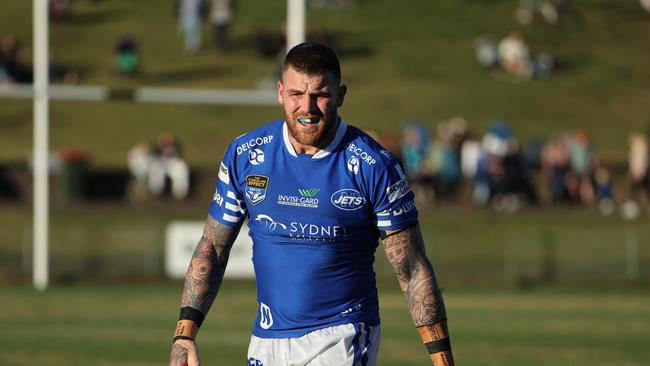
[380,224,447,327]
[180,215,242,315]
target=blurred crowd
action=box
[373,118,650,216]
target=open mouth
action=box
[297,117,320,124]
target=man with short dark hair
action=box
[169,41,454,366]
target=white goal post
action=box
[28,0,306,290]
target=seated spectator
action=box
[114,35,140,77]
[643,0,650,13]
[498,32,534,79]
[254,26,284,59]
[49,0,71,22]
[473,35,499,70]
[148,131,190,200]
[421,117,465,200]
[0,35,32,83]
[473,121,537,210]
[594,165,614,215]
[532,52,554,80]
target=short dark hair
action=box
[283,42,341,84]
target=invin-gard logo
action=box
[277,188,320,208]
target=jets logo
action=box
[331,189,365,211]
[347,156,359,174]
[248,148,265,165]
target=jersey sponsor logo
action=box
[392,200,416,216]
[387,178,411,203]
[253,214,347,242]
[331,189,366,211]
[259,302,273,329]
[387,164,411,203]
[298,188,320,197]
[254,214,287,230]
[378,200,416,218]
[278,189,320,208]
[346,142,377,165]
[347,156,359,174]
[246,175,269,205]
[289,221,345,241]
[212,190,224,206]
[248,148,265,165]
[248,359,264,366]
[218,162,230,184]
[380,149,394,159]
[236,135,274,155]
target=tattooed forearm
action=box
[180,216,242,315]
[381,225,447,326]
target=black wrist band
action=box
[179,306,205,327]
[173,335,195,343]
[424,337,452,354]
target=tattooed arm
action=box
[381,224,454,366]
[169,215,242,366]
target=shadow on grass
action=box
[64,7,131,25]
[142,65,234,84]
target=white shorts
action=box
[247,322,380,366]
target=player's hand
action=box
[431,350,454,366]
[169,339,201,366]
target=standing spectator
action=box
[209,0,235,52]
[401,122,429,180]
[567,129,595,205]
[626,132,650,210]
[541,136,567,203]
[177,0,206,53]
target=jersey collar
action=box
[282,118,348,159]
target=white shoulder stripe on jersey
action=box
[376,211,390,217]
[227,191,238,200]
[222,213,241,223]
[225,202,244,213]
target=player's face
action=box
[278,66,347,153]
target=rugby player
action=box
[169,41,454,366]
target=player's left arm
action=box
[381,224,454,366]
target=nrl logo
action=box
[245,175,269,205]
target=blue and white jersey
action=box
[209,118,418,338]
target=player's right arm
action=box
[169,215,243,366]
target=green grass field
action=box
[1,283,649,366]
[2,2,650,365]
